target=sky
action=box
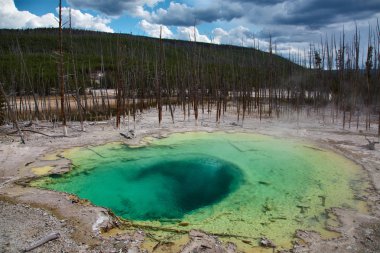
[1,0,380,59]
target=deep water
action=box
[128,156,242,219]
[33,132,368,247]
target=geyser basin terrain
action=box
[33,132,368,247]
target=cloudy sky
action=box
[1,0,380,57]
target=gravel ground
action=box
[0,201,83,253]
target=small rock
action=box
[127,246,140,253]
[260,237,276,248]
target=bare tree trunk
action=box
[156,27,164,126]
[58,0,67,136]
[115,38,123,130]
[0,82,25,144]
[71,51,85,131]
[366,42,373,131]
[17,40,40,121]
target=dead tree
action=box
[0,85,5,125]
[0,82,25,144]
[71,51,85,131]
[115,37,124,129]
[156,27,163,126]
[58,0,67,136]
[376,20,380,136]
[365,44,373,131]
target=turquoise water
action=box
[33,132,368,247]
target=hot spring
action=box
[32,132,368,249]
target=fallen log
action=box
[7,129,64,138]
[23,232,60,252]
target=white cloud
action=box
[176,26,211,43]
[0,0,57,29]
[61,8,114,33]
[211,26,267,49]
[134,6,151,19]
[139,20,173,38]
[139,19,211,43]
[212,28,228,42]
[209,26,306,55]
[0,0,114,33]
[212,26,251,45]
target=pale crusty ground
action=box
[0,107,379,253]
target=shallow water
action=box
[33,132,368,247]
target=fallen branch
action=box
[85,146,106,158]
[365,136,379,150]
[23,129,65,138]
[23,232,60,252]
[6,129,64,138]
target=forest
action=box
[0,21,379,135]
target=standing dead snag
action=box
[156,26,163,126]
[116,37,124,130]
[58,0,67,136]
[366,46,373,130]
[376,20,380,137]
[68,15,85,132]
[0,82,25,144]
[0,85,5,125]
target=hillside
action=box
[0,28,301,95]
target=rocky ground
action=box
[0,201,83,253]
[0,108,380,253]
